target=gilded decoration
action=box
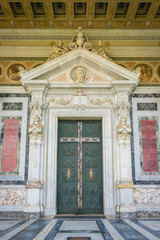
[157,65,160,78]
[47,40,69,61]
[134,64,152,83]
[47,26,112,62]
[0,64,4,81]
[7,63,27,81]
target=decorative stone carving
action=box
[28,115,43,141]
[47,26,112,61]
[71,66,88,83]
[94,40,112,60]
[117,115,131,141]
[114,101,130,117]
[47,40,69,61]
[48,97,73,105]
[87,97,113,105]
[69,26,92,50]
[29,100,44,116]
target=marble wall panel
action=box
[134,188,160,205]
[0,94,29,184]
[130,95,160,184]
[0,188,26,205]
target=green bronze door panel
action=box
[57,120,103,214]
[57,121,78,214]
[81,121,102,214]
[82,142,103,214]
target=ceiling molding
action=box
[0,35,160,41]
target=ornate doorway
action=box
[57,120,103,214]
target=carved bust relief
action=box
[70,65,90,83]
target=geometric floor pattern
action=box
[0,217,160,240]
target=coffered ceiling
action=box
[0,0,160,28]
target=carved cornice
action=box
[0,35,159,41]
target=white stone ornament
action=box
[48,97,73,106]
[28,115,43,144]
[71,66,89,83]
[117,115,131,142]
[29,100,44,117]
[46,26,112,61]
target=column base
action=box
[44,208,57,216]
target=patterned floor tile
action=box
[0,217,160,240]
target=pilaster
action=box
[24,83,48,214]
[113,85,135,217]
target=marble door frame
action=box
[44,107,115,217]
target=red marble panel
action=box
[141,119,159,172]
[1,119,19,172]
[141,119,156,138]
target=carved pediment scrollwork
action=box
[47,26,112,62]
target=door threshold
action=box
[54,214,106,219]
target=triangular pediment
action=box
[21,48,139,88]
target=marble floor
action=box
[0,217,160,240]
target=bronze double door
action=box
[57,120,103,214]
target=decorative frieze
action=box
[0,189,26,205]
[48,97,73,106]
[87,97,113,106]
